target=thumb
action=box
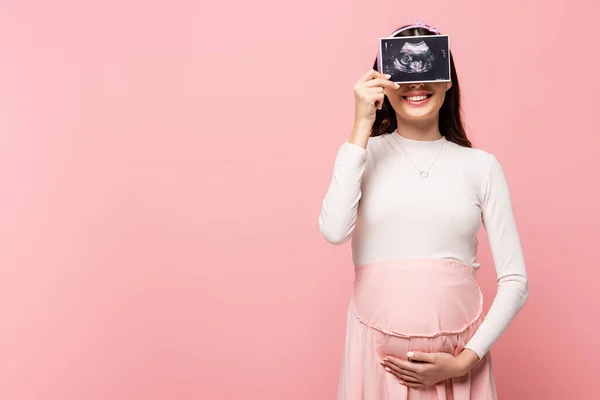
[407,351,435,363]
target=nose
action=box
[409,82,425,89]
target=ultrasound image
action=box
[379,35,450,83]
[392,41,434,73]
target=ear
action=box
[445,81,453,91]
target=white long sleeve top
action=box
[319,130,529,359]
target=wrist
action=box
[353,118,374,130]
[455,348,480,376]
[349,120,373,149]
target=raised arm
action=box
[319,69,398,245]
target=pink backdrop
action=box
[1,0,598,399]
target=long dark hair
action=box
[371,24,472,148]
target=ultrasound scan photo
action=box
[379,35,450,83]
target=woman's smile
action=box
[401,90,434,106]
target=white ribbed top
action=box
[319,130,529,359]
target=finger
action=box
[362,87,384,94]
[398,374,424,384]
[358,90,384,101]
[399,379,426,388]
[357,69,390,83]
[385,368,426,387]
[362,78,399,90]
[357,69,377,83]
[382,360,420,381]
[408,351,436,364]
[397,375,425,386]
[384,356,423,374]
[370,94,384,110]
[362,78,398,89]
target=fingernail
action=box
[394,83,400,88]
[385,367,391,372]
[407,351,414,357]
[385,74,391,79]
[399,381,406,385]
[383,357,388,361]
[380,360,385,365]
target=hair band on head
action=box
[389,21,440,37]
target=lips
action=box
[401,91,433,105]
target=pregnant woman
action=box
[319,22,529,399]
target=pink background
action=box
[1,0,598,399]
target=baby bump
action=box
[352,258,483,338]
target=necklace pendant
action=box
[420,171,429,178]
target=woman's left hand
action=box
[381,350,477,387]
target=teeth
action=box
[406,95,428,101]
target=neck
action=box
[395,114,442,141]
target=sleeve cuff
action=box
[464,341,488,361]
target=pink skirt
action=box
[337,258,498,400]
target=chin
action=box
[398,108,438,121]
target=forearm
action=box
[463,274,529,360]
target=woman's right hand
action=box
[353,69,399,125]
[348,70,399,148]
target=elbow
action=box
[517,274,530,306]
[318,216,353,245]
[318,196,358,245]
[322,230,351,245]
[522,278,530,305]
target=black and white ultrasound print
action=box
[379,35,451,83]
